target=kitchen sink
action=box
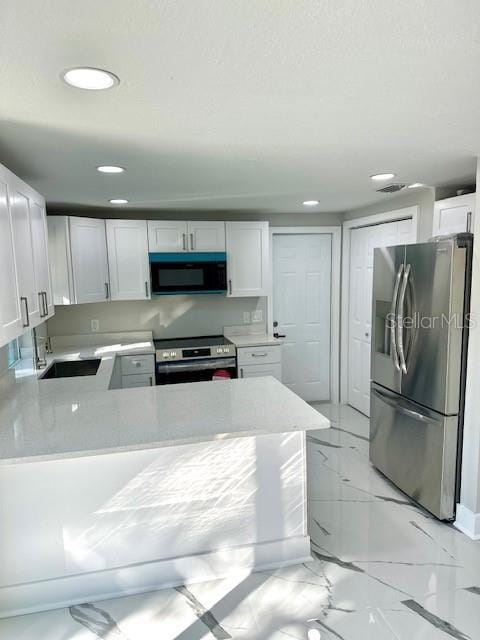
[40,358,101,379]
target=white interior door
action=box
[348,218,415,415]
[273,234,331,401]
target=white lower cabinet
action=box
[122,373,155,388]
[106,219,150,300]
[119,354,155,388]
[237,345,282,381]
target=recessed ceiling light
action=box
[407,182,425,189]
[109,198,128,204]
[97,165,125,174]
[62,67,119,90]
[303,200,320,206]
[370,173,396,181]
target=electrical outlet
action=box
[91,319,100,332]
[252,310,263,323]
[243,311,251,324]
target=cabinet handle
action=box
[105,282,109,299]
[228,279,232,295]
[182,233,187,251]
[38,292,45,318]
[149,376,153,386]
[43,291,48,317]
[190,233,194,251]
[20,296,30,327]
[252,352,268,358]
[145,281,149,297]
[240,368,244,378]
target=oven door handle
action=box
[157,357,237,372]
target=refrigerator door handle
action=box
[371,386,438,424]
[390,263,403,372]
[397,263,411,374]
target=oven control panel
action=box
[156,344,235,362]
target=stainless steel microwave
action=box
[149,252,227,295]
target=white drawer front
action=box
[237,345,281,365]
[122,373,155,388]
[239,362,282,382]
[121,354,155,375]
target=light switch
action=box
[243,311,251,324]
[91,319,100,332]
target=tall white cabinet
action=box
[0,161,53,349]
[106,219,150,300]
[226,221,269,296]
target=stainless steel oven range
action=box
[154,335,237,385]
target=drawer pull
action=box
[252,352,268,357]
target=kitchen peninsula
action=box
[0,336,329,618]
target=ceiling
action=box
[0,0,479,214]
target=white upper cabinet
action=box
[69,217,110,304]
[148,221,188,252]
[187,221,225,252]
[30,197,54,319]
[0,161,53,348]
[47,216,74,305]
[106,219,150,300]
[8,179,40,327]
[226,221,270,297]
[0,175,22,344]
[433,193,476,237]
[147,220,226,252]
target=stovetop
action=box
[154,335,233,349]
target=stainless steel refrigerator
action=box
[370,233,472,520]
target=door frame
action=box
[268,226,342,403]
[341,206,419,404]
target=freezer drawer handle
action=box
[371,387,437,424]
[397,263,411,374]
[390,263,403,372]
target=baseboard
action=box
[454,503,480,539]
[0,535,311,619]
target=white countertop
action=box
[0,337,329,465]
[228,334,284,347]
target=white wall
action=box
[47,296,266,339]
[343,187,435,241]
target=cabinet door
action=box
[69,217,110,304]
[47,216,74,305]
[0,176,22,345]
[433,194,475,237]
[239,362,282,382]
[106,220,150,300]
[30,197,54,320]
[187,221,225,252]
[226,222,269,296]
[147,221,187,252]
[8,180,40,327]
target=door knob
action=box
[274,332,286,339]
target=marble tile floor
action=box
[3,403,480,639]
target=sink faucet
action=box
[32,328,48,370]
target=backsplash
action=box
[46,295,267,339]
